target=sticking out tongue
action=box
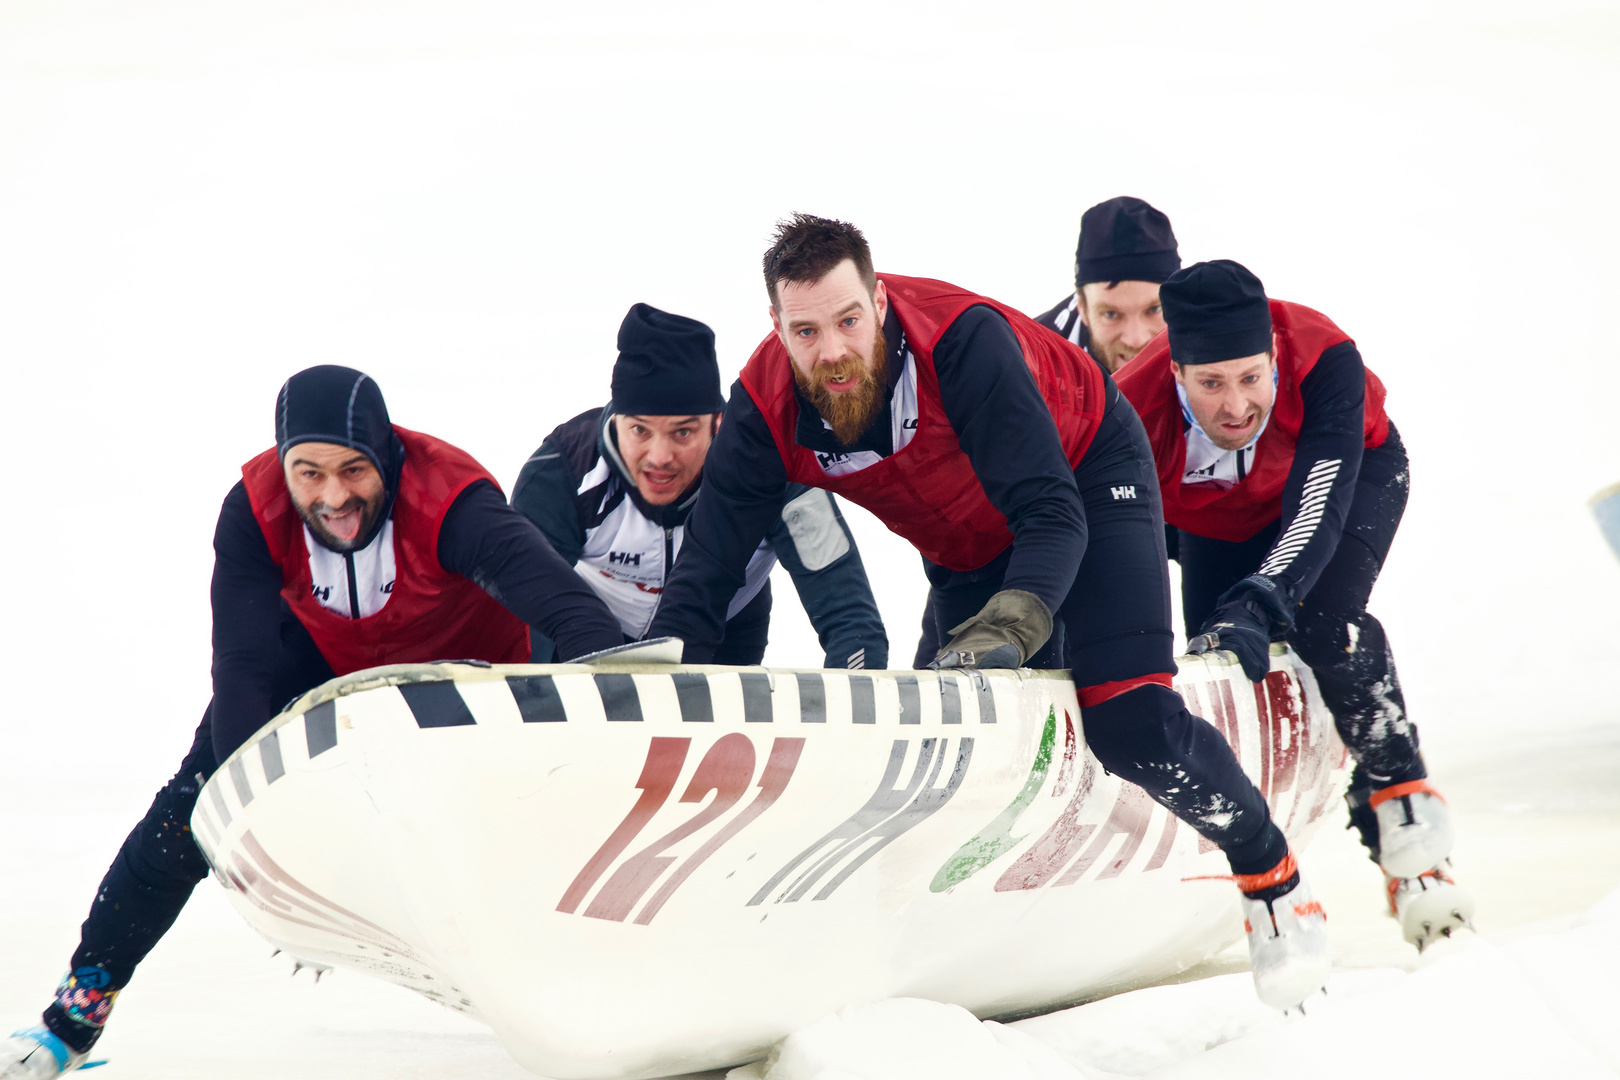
[321,507,364,543]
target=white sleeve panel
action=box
[780,488,851,572]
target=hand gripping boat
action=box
[191,643,1349,1079]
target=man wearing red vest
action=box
[910,195,1183,667]
[648,214,1329,1009]
[3,366,623,1077]
[1115,259,1475,952]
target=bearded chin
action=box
[296,497,380,553]
[799,325,888,447]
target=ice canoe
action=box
[192,646,1350,1079]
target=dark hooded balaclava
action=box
[274,365,405,550]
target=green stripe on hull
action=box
[929,707,1057,892]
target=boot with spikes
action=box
[1347,776,1477,951]
[1369,780,1456,879]
[1386,859,1476,952]
[1233,852,1331,1011]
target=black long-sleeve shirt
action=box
[208,479,621,758]
[649,304,1087,661]
[1250,340,1372,601]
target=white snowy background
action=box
[1,1,1617,1076]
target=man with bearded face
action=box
[648,214,1331,1010]
[1034,195,1180,374]
[2,366,623,1077]
[1116,260,1475,953]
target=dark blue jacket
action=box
[512,406,889,669]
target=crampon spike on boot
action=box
[1385,858,1476,952]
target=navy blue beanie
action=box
[1075,196,1180,287]
[275,365,395,475]
[1161,260,1274,365]
[610,304,725,417]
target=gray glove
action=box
[931,590,1053,670]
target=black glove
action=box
[1184,574,1294,683]
[931,589,1053,670]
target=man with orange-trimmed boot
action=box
[650,213,1334,1008]
[1116,259,1475,952]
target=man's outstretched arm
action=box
[438,480,624,660]
[210,482,305,761]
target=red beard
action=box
[793,325,888,446]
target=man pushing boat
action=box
[2,367,625,1078]
[1115,259,1475,950]
[647,212,1332,1010]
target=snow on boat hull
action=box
[192,649,1348,1079]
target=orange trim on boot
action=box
[1184,851,1298,892]
[1233,852,1298,894]
[1368,779,1444,810]
[1386,863,1459,915]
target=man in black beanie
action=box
[512,303,888,669]
[2,366,625,1077]
[1115,259,1475,954]
[1035,195,1180,373]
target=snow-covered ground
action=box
[2,1,1618,1077]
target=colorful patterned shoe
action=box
[1235,852,1331,1011]
[1386,859,1476,952]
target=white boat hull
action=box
[192,648,1348,1079]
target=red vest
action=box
[740,274,1105,571]
[241,426,531,675]
[1114,299,1390,543]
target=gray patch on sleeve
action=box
[781,488,850,572]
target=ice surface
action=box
[1,0,1618,1077]
[724,999,1090,1080]
[724,888,1620,1079]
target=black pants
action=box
[926,382,1287,878]
[1178,426,1424,851]
[45,616,335,1053]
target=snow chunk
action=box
[727,998,1093,1080]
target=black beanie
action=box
[1160,260,1274,365]
[610,303,725,417]
[275,365,395,475]
[1075,196,1180,287]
